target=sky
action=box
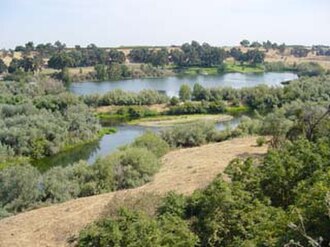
[0,0,329,49]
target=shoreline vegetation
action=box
[128,114,233,127]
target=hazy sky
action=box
[1,0,329,48]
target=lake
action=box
[70,72,298,96]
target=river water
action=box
[70,72,298,96]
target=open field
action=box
[129,114,233,127]
[0,136,267,247]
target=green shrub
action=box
[42,166,80,203]
[168,101,226,115]
[0,165,41,212]
[78,209,198,247]
[130,132,170,157]
[94,147,161,191]
[296,62,325,77]
[157,192,187,218]
[161,121,218,147]
[116,106,158,119]
[170,96,180,106]
[256,136,266,146]
[99,89,168,106]
[78,209,160,247]
[112,147,161,189]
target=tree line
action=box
[0,41,267,77]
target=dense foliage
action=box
[0,79,101,164]
[161,121,225,147]
[83,89,169,106]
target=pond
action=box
[70,72,298,96]
[33,117,241,171]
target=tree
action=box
[246,49,265,65]
[0,59,7,74]
[149,48,169,67]
[128,48,149,63]
[108,49,126,64]
[107,63,123,80]
[14,45,25,52]
[229,48,243,62]
[261,110,293,148]
[24,41,35,52]
[20,57,34,72]
[170,49,186,66]
[8,58,22,73]
[54,41,66,52]
[192,83,210,101]
[179,84,192,102]
[291,47,309,58]
[94,64,108,81]
[278,43,286,54]
[240,39,250,47]
[48,53,74,70]
[250,41,262,48]
[32,56,44,72]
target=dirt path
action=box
[0,136,267,247]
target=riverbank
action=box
[128,114,233,127]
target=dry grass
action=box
[0,136,267,247]
[264,49,330,70]
[68,67,94,76]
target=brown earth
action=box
[0,136,267,247]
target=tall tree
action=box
[240,39,250,47]
[179,84,192,102]
[0,59,7,74]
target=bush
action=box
[168,102,208,115]
[256,136,266,146]
[0,165,41,212]
[168,101,226,115]
[78,209,198,247]
[112,147,161,189]
[161,121,218,147]
[157,192,187,218]
[94,147,161,190]
[42,166,81,203]
[116,106,158,119]
[99,89,168,106]
[170,96,180,106]
[130,132,170,157]
[296,62,325,77]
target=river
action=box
[34,72,297,171]
[69,72,298,96]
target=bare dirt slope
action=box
[0,136,267,247]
